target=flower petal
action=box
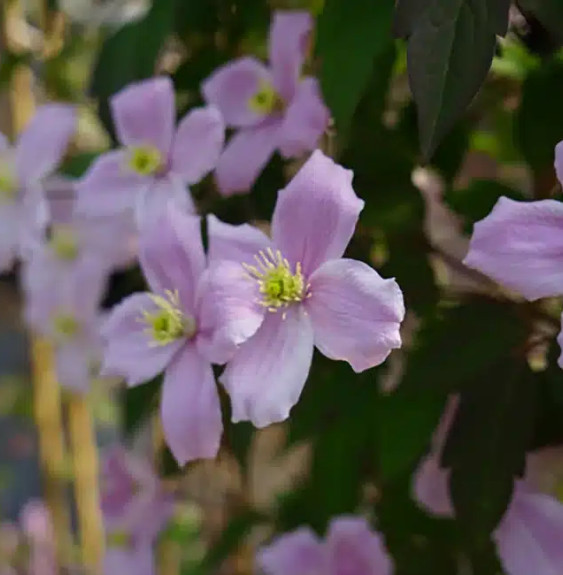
[196,261,264,364]
[215,121,280,197]
[202,57,274,128]
[256,528,324,575]
[555,140,563,186]
[139,207,204,314]
[54,340,92,393]
[207,214,272,264]
[16,104,76,186]
[464,197,563,300]
[412,451,454,517]
[326,516,394,575]
[104,546,155,575]
[220,306,314,428]
[76,150,147,217]
[307,259,404,372]
[279,78,329,158]
[272,150,364,276]
[110,77,175,156]
[0,202,22,271]
[170,106,225,184]
[161,344,222,465]
[494,488,563,575]
[101,293,183,386]
[269,11,312,101]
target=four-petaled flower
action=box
[76,76,225,226]
[202,11,329,196]
[205,150,405,427]
[0,104,76,271]
[257,515,393,575]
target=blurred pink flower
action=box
[206,151,405,427]
[202,11,329,196]
[257,515,393,575]
[0,104,76,270]
[76,77,224,226]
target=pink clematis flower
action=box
[202,11,330,196]
[0,104,76,271]
[100,206,245,464]
[76,76,225,226]
[257,515,394,575]
[206,150,405,427]
[464,141,563,364]
[413,398,563,575]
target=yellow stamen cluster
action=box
[127,145,163,176]
[50,225,79,261]
[107,530,131,548]
[140,289,195,346]
[248,80,284,115]
[243,248,306,312]
[53,313,80,340]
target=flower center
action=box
[0,166,17,202]
[106,530,131,548]
[243,248,306,311]
[141,290,196,346]
[52,313,81,340]
[248,80,284,115]
[127,145,163,176]
[49,225,79,261]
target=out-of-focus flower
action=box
[0,105,76,271]
[464,140,563,365]
[20,501,56,575]
[202,11,329,196]
[206,151,405,427]
[76,77,224,227]
[100,447,173,575]
[257,515,393,575]
[413,399,563,575]
[101,206,247,464]
[58,0,150,29]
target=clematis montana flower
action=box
[202,11,329,196]
[76,76,224,226]
[413,398,563,575]
[464,141,563,364]
[0,104,76,271]
[100,206,244,464]
[257,515,393,575]
[206,150,405,427]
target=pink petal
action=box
[220,306,314,428]
[207,214,272,264]
[412,452,454,516]
[104,546,155,575]
[326,516,394,575]
[215,121,281,197]
[139,206,205,314]
[110,77,175,157]
[494,488,563,575]
[101,293,183,386]
[279,78,329,158]
[161,344,222,465]
[555,141,563,186]
[196,261,264,364]
[464,197,563,300]
[269,11,312,101]
[170,106,225,184]
[257,527,324,575]
[16,104,76,186]
[76,150,147,217]
[202,57,274,128]
[272,150,364,277]
[54,340,92,393]
[307,259,404,372]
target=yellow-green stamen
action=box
[0,166,17,202]
[107,530,131,548]
[140,289,195,346]
[243,248,307,312]
[248,80,284,115]
[49,225,79,261]
[53,313,81,340]
[127,145,163,176]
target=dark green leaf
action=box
[316,0,395,135]
[121,376,162,437]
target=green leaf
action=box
[401,0,500,159]
[516,58,563,171]
[443,359,537,540]
[121,376,161,437]
[316,0,395,136]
